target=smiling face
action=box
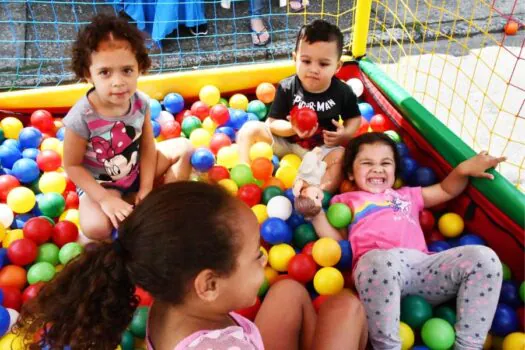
[350,142,397,194]
[294,39,341,93]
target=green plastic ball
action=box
[38,192,65,218]
[120,330,135,350]
[27,262,56,284]
[321,190,332,209]
[384,130,401,143]
[502,263,512,281]
[326,203,352,228]
[218,97,229,107]
[59,242,84,265]
[519,281,524,302]
[181,116,202,137]
[434,305,456,326]
[293,223,318,249]
[262,186,283,205]
[401,295,433,329]
[230,164,254,187]
[421,318,455,350]
[39,216,55,225]
[258,277,270,297]
[36,242,60,265]
[129,306,149,338]
[247,100,268,120]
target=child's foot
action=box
[250,18,270,46]
[289,0,308,12]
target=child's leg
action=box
[79,189,122,241]
[236,121,274,164]
[155,138,193,183]
[321,147,344,193]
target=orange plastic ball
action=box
[504,21,519,35]
[0,265,27,289]
[262,177,285,190]
[256,83,277,104]
[251,157,274,181]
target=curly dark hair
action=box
[71,14,151,81]
[343,132,402,179]
[13,182,242,349]
[295,19,344,58]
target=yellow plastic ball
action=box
[41,137,62,153]
[399,322,415,350]
[492,336,505,350]
[218,179,238,196]
[502,332,525,350]
[60,209,80,227]
[0,333,24,350]
[39,172,67,194]
[0,224,5,243]
[312,237,342,267]
[55,264,64,273]
[3,229,24,248]
[275,166,298,189]
[189,128,212,148]
[229,93,249,111]
[252,204,268,224]
[0,117,23,139]
[483,334,492,350]
[438,212,464,238]
[199,85,221,106]
[6,187,36,214]
[249,142,273,161]
[268,243,296,272]
[313,267,344,295]
[393,178,403,189]
[202,117,217,134]
[264,266,279,285]
[280,154,302,170]
[217,146,239,169]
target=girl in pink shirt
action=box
[14,182,368,350]
[311,132,506,350]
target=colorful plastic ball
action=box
[190,148,215,172]
[369,114,389,132]
[148,99,162,120]
[438,213,464,238]
[346,78,364,97]
[230,164,254,187]
[434,305,456,326]
[216,146,239,169]
[202,117,217,134]
[290,107,318,132]
[64,191,79,210]
[7,238,37,266]
[199,85,221,106]
[0,306,9,337]
[400,295,433,329]
[252,204,268,224]
[385,130,401,143]
[209,133,231,155]
[52,220,78,247]
[163,93,185,114]
[0,204,14,229]
[12,213,33,230]
[0,145,22,169]
[0,265,26,289]
[502,263,512,281]
[228,109,248,130]
[399,322,415,350]
[395,142,409,158]
[207,165,230,183]
[27,261,55,285]
[247,100,267,120]
[236,297,262,323]
[209,104,230,126]
[287,211,306,230]
[11,159,39,184]
[401,157,418,181]
[180,116,201,137]
[267,195,293,221]
[0,118,23,140]
[288,253,317,283]
[18,127,42,150]
[58,242,83,265]
[3,139,20,151]
[157,110,175,126]
[358,103,375,121]
[326,203,352,228]
[160,120,182,139]
[293,223,317,249]
[262,186,283,204]
[251,157,273,181]
[190,101,210,121]
[421,318,455,350]
[414,167,437,186]
[261,218,292,245]
[500,281,521,308]
[258,277,270,297]
[218,178,238,195]
[280,154,301,170]
[215,127,236,142]
[151,120,161,137]
[256,83,276,103]
[0,287,21,311]
[237,184,262,207]
[55,127,65,141]
[419,209,435,233]
[0,332,25,349]
[0,176,20,203]
[250,142,273,161]
[229,94,249,111]
[336,240,352,270]
[21,148,39,161]
[38,172,66,194]
[38,192,65,218]
[6,187,36,214]
[313,267,344,295]
[275,166,297,189]
[3,229,24,249]
[458,233,485,246]
[520,282,525,303]
[188,128,211,148]
[312,238,342,267]
[36,242,60,265]
[502,332,525,350]
[428,240,451,253]
[30,110,54,133]
[268,243,295,272]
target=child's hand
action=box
[323,119,348,147]
[458,151,506,180]
[135,187,152,205]
[100,196,134,228]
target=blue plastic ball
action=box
[458,233,486,246]
[401,157,418,181]
[22,148,40,160]
[246,112,259,122]
[18,127,43,149]
[11,158,40,183]
[0,145,22,168]
[163,93,185,114]
[413,166,437,186]
[283,188,295,205]
[336,240,353,270]
[0,306,9,336]
[260,218,293,245]
[229,109,248,130]
[499,281,521,308]
[151,120,161,138]
[286,211,306,229]
[0,248,9,269]
[191,148,215,172]
[12,213,34,229]
[56,127,66,141]
[412,347,430,350]
[215,126,236,141]
[358,102,375,121]
[490,303,519,336]
[396,142,409,158]
[428,240,451,253]
[149,99,162,120]
[447,238,461,248]
[3,139,20,150]
[272,155,280,174]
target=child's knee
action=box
[80,219,112,241]
[463,246,502,276]
[238,121,272,144]
[269,279,309,300]
[322,292,366,320]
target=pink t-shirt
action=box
[146,312,264,350]
[331,187,428,264]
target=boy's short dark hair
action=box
[295,19,344,58]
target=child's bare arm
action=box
[267,117,296,137]
[311,211,347,240]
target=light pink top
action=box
[146,312,264,350]
[331,187,428,264]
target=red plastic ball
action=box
[190,101,210,121]
[30,110,55,133]
[312,295,329,313]
[426,229,445,243]
[235,297,261,321]
[369,114,389,132]
[517,307,524,330]
[36,150,62,172]
[288,253,317,284]
[0,265,27,290]
[23,217,54,245]
[290,107,318,132]
[251,158,273,181]
[207,166,230,183]
[209,104,230,126]
[52,220,79,247]
[175,109,192,124]
[160,120,182,139]
[0,286,22,311]
[7,239,38,266]
[237,184,262,207]
[22,282,45,303]
[0,175,20,202]
[135,286,153,306]
[355,116,370,136]
[302,241,315,257]
[64,190,79,209]
[419,209,435,234]
[209,133,232,154]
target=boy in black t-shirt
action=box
[237,19,361,193]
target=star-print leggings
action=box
[353,246,502,350]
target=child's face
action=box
[294,39,341,93]
[87,39,139,110]
[350,142,396,193]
